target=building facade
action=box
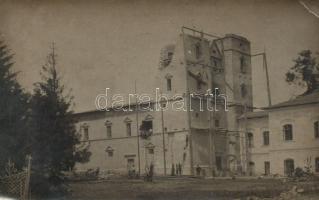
[74,28,253,176]
[238,91,319,176]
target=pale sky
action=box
[0,0,318,112]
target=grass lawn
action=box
[68,177,319,200]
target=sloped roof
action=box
[264,90,319,110]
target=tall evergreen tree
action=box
[286,50,319,94]
[30,44,90,197]
[0,40,30,175]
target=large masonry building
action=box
[74,28,319,177]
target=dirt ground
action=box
[68,177,319,200]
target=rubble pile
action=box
[242,186,306,200]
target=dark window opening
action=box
[107,125,112,139]
[263,131,270,145]
[126,123,131,137]
[215,119,220,127]
[216,156,222,171]
[315,157,319,172]
[283,124,293,141]
[241,84,247,98]
[248,162,255,176]
[83,127,89,141]
[168,52,173,60]
[195,43,201,59]
[163,52,174,67]
[167,78,172,91]
[264,161,270,175]
[314,121,319,138]
[284,159,294,176]
[240,56,246,73]
[213,88,220,96]
[211,57,217,67]
[108,151,113,157]
[140,120,153,139]
[148,148,154,154]
[197,80,202,90]
[247,132,254,148]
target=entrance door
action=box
[284,159,294,176]
[216,156,222,171]
[248,162,255,176]
[127,158,135,172]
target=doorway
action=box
[284,159,294,176]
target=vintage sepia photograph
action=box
[0,0,319,199]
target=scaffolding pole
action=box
[135,81,141,176]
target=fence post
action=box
[24,155,32,200]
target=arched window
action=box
[314,121,319,138]
[247,132,254,148]
[284,159,294,176]
[283,124,293,141]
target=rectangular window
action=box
[263,131,270,145]
[211,57,217,67]
[108,151,113,157]
[283,124,293,141]
[316,157,319,172]
[126,123,131,137]
[167,52,173,61]
[140,120,153,139]
[83,127,89,141]
[107,125,112,139]
[195,43,201,59]
[215,119,220,127]
[241,84,247,98]
[264,161,270,175]
[216,156,222,171]
[240,56,246,73]
[197,80,201,90]
[148,148,154,154]
[167,78,172,91]
[247,132,254,148]
[314,121,319,138]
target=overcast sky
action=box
[0,0,318,112]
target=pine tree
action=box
[0,40,30,175]
[30,44,90,197]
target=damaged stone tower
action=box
[157,27,252,176]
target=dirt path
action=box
[69,178,319,200]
